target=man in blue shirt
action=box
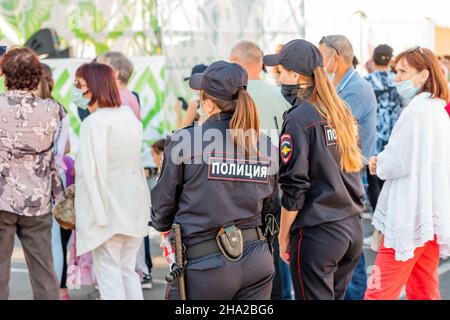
[319,35,377,300]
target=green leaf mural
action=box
[0,0,161,56]
[0,0,53,43]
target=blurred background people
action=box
[269,44,286,86]
[230,40,289,140]
[364,44,403,211]
[150,139,166,174]
[174,64,208,128]
[35,63,74,300]
[440,55,450,84]
[97,51,141,120]
[230,40,292,300]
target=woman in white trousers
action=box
[74,62,151,300]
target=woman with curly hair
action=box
[0,47,64,300]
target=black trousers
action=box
[289,214,363,300]
[271,238,283,300]
[60,228,72,289]
[270,192,283,300]
[366,167,384,211]
[166,240,275,300]
[144,235,153,272]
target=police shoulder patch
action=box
[280,134,293,164]
[324,125,337,146]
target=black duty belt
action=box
[186,227,264,260]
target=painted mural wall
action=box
[0,0,161,57]
[159,0,306,106]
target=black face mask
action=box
[281,84,300,106]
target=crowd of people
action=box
[0,32,450,300]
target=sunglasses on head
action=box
[320,36,340,56]
[408,46,431,68]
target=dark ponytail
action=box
[201,88,260,156]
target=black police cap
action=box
[264,39,324,77]
[184,64,208,81]
[189,61,248,101]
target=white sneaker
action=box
[141,274,153,290]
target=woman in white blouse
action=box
[74,63,151,300]
[365,47,450,300]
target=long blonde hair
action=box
[299,67,363,172]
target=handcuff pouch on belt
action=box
[216,225,244,262]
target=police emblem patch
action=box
[280,134,293,164]
[324,125,337,146]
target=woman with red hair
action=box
[366,47,450,300]
[73,63,151,300]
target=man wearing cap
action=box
[264,40,365,300]
[319,35,377,300]
[364,44,402,210]
[151,61,278,300]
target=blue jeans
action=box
[345,168,369,300]
[280,260,292,300]
[345,254,367,300]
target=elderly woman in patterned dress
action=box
[0,47,64,300]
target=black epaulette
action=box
[284,104,299,117]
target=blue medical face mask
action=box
[72,86,91,110]
[325,53,337,82]
[395,75,420,101]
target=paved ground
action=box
[8,215,450,300]
[9,228,168,300]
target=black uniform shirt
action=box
[279,99,364,233]
[151,112,278,246]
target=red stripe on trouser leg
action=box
[364,236,440,300]
[297,228,306,300]
[165,283,171,300]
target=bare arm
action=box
[174,100,184,128]
[278,207,299,263]
[181,100,200,128]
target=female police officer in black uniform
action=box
[264,40,365,300]
[151,61,278,300]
